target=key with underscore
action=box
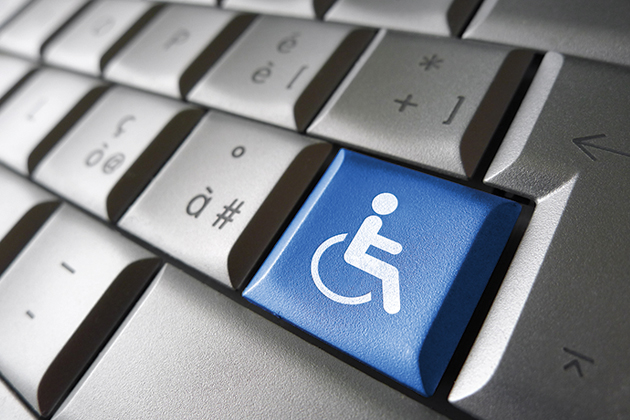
[120,112,331,289]
[0,205,161,417]
[449,53,630,420]
[33,86,202,222]
[244,149,521,396]
[188,15,373,132]
[222,0,336,19]
[309,30,533,179]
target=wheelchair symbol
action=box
[310,193,402,314]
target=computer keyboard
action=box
[0,0,628,419]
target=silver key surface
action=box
[0,0,87,60]
[54,264,445,420]
[120,112,330,289]
[0,68,105,175]
[0,0,31,28]
[0,166,59,277]
[104,5,252,98]
[449,53,630,419]
[464,0,630,68]
[43,0,158,75]
[325,0,481,37]
[309,30,533,178]
[0,205,160,416]
[0,380,35,420]
[222,0,335,19]
[0,54,33,101]
[188,16,373,132]
[33,86,202,222]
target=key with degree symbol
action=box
[120,112,331,289]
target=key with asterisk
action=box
[419,54,443,70]
[121,112,331,289]
[310,31,534,179]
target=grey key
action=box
[325,0,481,37]
[188,16,373,132]
[464,0,630,68]
[0,166,59,277]
[222,0,335,19]
[120,112,330,289]
[309,30,533,178]
[0,68,106,175]
[0,54,33,102]
[53,264,445,420]
[43,0,160,75]
[0,380,35,420]
[0,205,160,417]
[104,5,253,98]
[449,53,630,419]
[0,0,30,29]
[33,86,202,222]
[0,0,88,60]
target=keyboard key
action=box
[309,31,534,179]
[54,264,445,420]
[325,0,481,37]
[43,0,160,75]
[104,5,253,98]
[244,149,521,395]
[0,166,59,277]
[449,53,630,419]
[0,54,33,102]
[0,0,88,60]
[33,87,202,222]
[222,0,335,19]
[464,0,630,68]
[0,205,160,417]
[0,0,30,29]
[188,16,373,131]
[0,380,35,420]
[120,112,331,289]
[0,68,106,175]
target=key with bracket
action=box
[309,30,534,179]
[188,15,373,132]
[119,112,331,289]
[33,86,202,222]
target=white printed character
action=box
[344,193,402,314]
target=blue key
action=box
[243,150,521,396]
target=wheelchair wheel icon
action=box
[310,193,402,314]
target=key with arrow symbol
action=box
[563,347,594,378]
[572,134,630,161]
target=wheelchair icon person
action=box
[310,193,402,314]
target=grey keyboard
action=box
[0,1,629,419]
